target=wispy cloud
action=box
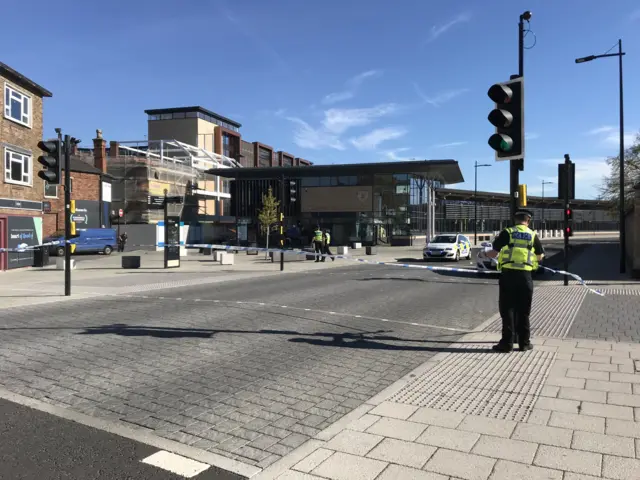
[413,83,469,107]
[539,157,610,198]
[432,141,468,148]
[426,13,471,43]
[350,127,407,151]
[525,133,540,140]
[322,103,401,134]
[286,117,345,151]
[586,125,616,136]
[586,125,636,147]
[381,147,413,162]
[323,70,382,105]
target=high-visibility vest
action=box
[313,230,323,242]
[324,233,331,245]
[497,224,538,272]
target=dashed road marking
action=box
[141,450,211,478]
[115,294,472,333]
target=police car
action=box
[423,234,472,261]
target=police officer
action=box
[322,229,335,262]
[313,225,324,262]
[485,209,544,352]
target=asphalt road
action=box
[0,261,499,476]
[0,398,243,480]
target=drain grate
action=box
[482,286,587,338]
[389,348,556,422]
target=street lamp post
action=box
[474,161,492,245]
[575,39,626,273]
[541,180,554,230]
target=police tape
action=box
[0,241,62,253]
[0,238,604,296]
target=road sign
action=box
[118,209,123,218]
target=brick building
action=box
[0,62,52,270]
[42,132,112,237]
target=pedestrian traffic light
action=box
[487,77,524,161]
[37,139,62,185]
[564,206,573,238]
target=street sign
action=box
[118,209,123,218]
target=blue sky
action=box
[4,0,640,199]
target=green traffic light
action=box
[488,133,514,153]
[500,139,512,151]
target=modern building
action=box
[208,160,461,246]
[0,62,52,270]
[434,188,618,233]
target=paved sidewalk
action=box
[257,331,640,480]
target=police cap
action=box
[515,208,534,219]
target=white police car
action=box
[423,234,472,261]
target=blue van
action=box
[47,228,117,256]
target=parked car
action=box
[476,240,545,274]
[423,233,472,261]
[46,228,117,256]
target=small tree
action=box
[257,187,280,259]
[598,131,640,214]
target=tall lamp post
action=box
[575,39,626,273]
[474,161,492,245]
[541,180,553,230]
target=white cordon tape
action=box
[0,239,603,297]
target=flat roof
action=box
[436,187,613,208]
[0,62,52,97]
[144,106,241,128]
[208,159,464,185]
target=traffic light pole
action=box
[64,134,72,296]
[510,13,527,219]
[563,154,571,287]
[280,174,285,272]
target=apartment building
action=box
[0,62,52,270]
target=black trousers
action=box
[322,245,334,261]
[314,241,324,260]
[498,269,534,346]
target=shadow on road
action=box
[71,323,495,353]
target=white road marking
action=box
[141,450,210,477]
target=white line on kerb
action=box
[141,450,210,478]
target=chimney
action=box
[93,129,107,173]
[109,140,119,158]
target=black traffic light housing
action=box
[487,77,524,161]
[564,206,574,237]
[37,139,62,185]
[558,161,576,200]
[289,180,297,203]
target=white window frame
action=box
[44,181,58,198]
[4,147,33,186]
[4,83,32,128]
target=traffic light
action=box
[37,139,62,185]
[487,77,524,161]
[564,206,574,238]
[558,161,576,200]
[518,184,527,207]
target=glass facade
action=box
[148,111,240,132]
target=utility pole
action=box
[280,174,285,272]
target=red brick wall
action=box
[42,171,101,236]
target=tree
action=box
[257,186,280,259]
[598,131,640,214]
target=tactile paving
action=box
[483,286,588,338]
[389,347,555,422]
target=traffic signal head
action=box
[289,180,297,203]
[564,226,573,237]
[37,139,62,185]
[565,207,573,220]
[487,77,524,161]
